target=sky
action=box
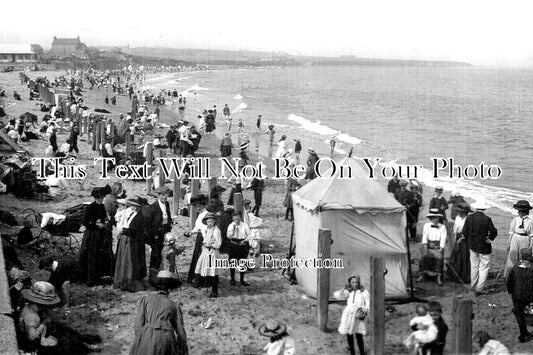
[2,0,533,67]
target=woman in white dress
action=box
[274,135,288,159]
[504,200,533,277]
[194,212,221,298]
[337,275,370,355]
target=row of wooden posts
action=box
[316,229,473,355]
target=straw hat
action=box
[434,186,443,193]
[157,270,177,279]
[21,281,61,306]
[202,212,217,225]
[125,198,142,207]
[471,199,490,210]
[258,320,287,337]
[308,148,315,154]
[426,208,442,219]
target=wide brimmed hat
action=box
[308,148,315,154]
[455,202,471,213]
[157,270,177,279]
[202,212,218,225]
[21,281,61,306]
[211,185,227,195]
[125,198,142,207]
[426,208,442,219]
[190,194,208,205]
[258,320,286,338]
[513,200,532,211]
[154,185,173,196]
[471,199,490,210]
[129,196,149,206]
[434,186,443,192]
[91,185,111,198]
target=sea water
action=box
[148,66,533,214]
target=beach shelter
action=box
[291,156,409,299]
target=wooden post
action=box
[451,296,472,355]
[95,120,101,154]
[370,256,385,355]
[317,228,331,332]
[158,150,165,188]
[146,142,154,194]
[172,174,181,217]
[100,121,106,157]
[189,179,200,229]
[234,193,243,216]
[125,130,131,160]
[86,115,91,143]
[209,177,218,202]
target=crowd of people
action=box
[388,177,533,350]
[3,67,533,354]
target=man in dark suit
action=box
[147,186,173,284]
[462,199,497,295]
[507,248,533,343]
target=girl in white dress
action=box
[194,213,221,298]
[337,275,370,355]
[274,135,288,159]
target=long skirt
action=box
[187,232,203,283]
[114,234,146,292]
[447,237,470,283]
[419,247,443,275]
[79,228,114,285]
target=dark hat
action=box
[154,185,173,196]
[434,186,443,192]
[513,200,532,211]
[190,194,208,205]
[455,202,471,213]
[91,186,110,198]
[211,185,227,194]
[21,281,61,306]
[293,138,301,143]
[202,212,218,225]
[258,320,287,338]
[520,248,533,262]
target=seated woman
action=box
[418,209,447,286]
[18,281,61,351]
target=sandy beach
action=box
[1,69,532,354]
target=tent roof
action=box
[292,156,405,213]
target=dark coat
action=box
[507,263,533,301]
[462,211,497,254]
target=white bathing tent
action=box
[291,156,409,299]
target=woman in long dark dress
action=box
[114,198,147,292]
[130,278,188,355]
[79,187,114,286]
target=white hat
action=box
[471,199,490,210]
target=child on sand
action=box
[403,304,438,354]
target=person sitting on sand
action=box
[259,320,296,355]
[474,331,510,355]
[18,281,61,351]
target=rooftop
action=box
[0,44,35,54]
[52,37,82,45]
